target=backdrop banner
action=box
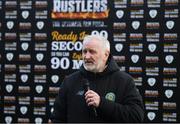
[0,0,179,123]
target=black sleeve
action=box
[98,78,144,122]
[50,80,68,123]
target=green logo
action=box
[105,92,116,102]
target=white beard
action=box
[83,63,96,72]
[83,59,105,73]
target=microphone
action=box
[83,79,98,117]
[83,79,90,91]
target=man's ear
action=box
[105,50,110,58]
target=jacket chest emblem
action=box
[105,92,116,102]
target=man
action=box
[50,35,144,122]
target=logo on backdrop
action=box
[6,84,13,93]
[22,11,29,19]
[35,85,43,94]
[166,21,174,30]
[51,75,59,84]
[20,106,28,115]
[132,21,140,30]
[149,9,157,18]
[35,117,43,124]
[5,116,13,124]
[165,89,173,98]
[131,55,139,63]
[165,55,174,64]
[21,43,29,51]
[52,0,109,19]
[115,43,123,52]
[7,21,14,29]
[6,53,14,61]
[116,10,124,19]
[147,78,156,87]
[148,44,156,52]
[147,112,156,121]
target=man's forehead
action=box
[83,44,97,50]
[83,41,99,51]
[83,38,100,46]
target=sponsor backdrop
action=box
[0,0,179,123]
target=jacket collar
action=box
[80,54,119,80]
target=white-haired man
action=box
[51,34,144,122]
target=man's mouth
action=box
[84,60,94,64]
